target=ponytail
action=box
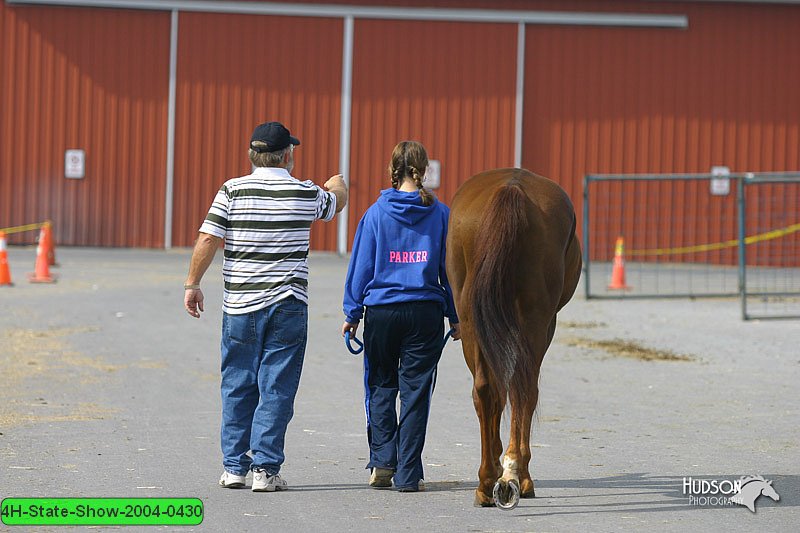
[388,140,434,206]
[409,165,434,206]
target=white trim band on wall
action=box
[6,1,689,28]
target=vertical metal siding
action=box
[171,13,343,250]
[0,3,170,247]
[4,0,800,258]
[348,19,517,247]
[522,3,800,263]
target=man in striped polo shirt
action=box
[183,121,347,492]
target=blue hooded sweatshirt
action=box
[343,188,459,324]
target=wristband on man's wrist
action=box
[184,284,201,290]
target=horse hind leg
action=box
[470,360,505,507]
[502,319,553,500]
[493,384,538,506]
[513,394,538,499]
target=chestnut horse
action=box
[446,168,582,508]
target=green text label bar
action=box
[1,498,203,526]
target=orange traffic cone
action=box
[41,221,57,266]
[28,227,57,283]
[607,236,631,290]
[0,231,12,286]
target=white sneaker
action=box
[369,467,394,488]
[218,470,246,489]
[252,469,287,492]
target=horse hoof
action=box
[492,478,520,510]
[474,489,495,507]
[520,478,536,498]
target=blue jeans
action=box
[220,296,308,476]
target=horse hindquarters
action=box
[466,178,537,506]
[469,179,531,403]
[449,168,581,508]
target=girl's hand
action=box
[341,321,359,337]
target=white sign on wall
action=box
[425,160,441,189]
[710,166,730,196]
[65,149,85,179]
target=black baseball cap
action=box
[250,122,301,153]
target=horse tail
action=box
[469,177,532,404]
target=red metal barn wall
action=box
[348,19,517,248]
[170,13,344,250]
[2,0,799,260]
[171,15,517,251]
[0,2,170,247]
[520,2,800,265]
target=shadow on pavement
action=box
[513,472,796,516]
[292,480,479,492]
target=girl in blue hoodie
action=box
[341,140,460,492]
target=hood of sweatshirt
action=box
[376,188,437,225]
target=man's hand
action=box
[183,232,221,319]
[449,322,462,340]
[185,288,205,318]
[324,174,349,213]
[324,173,345,190]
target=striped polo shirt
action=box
[199,166,337,314]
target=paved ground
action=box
[1,246,798,532]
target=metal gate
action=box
[583,172,800,320]
[739,174,800,319]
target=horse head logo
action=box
[729,475,780,512]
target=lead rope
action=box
[344,328,455,356]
